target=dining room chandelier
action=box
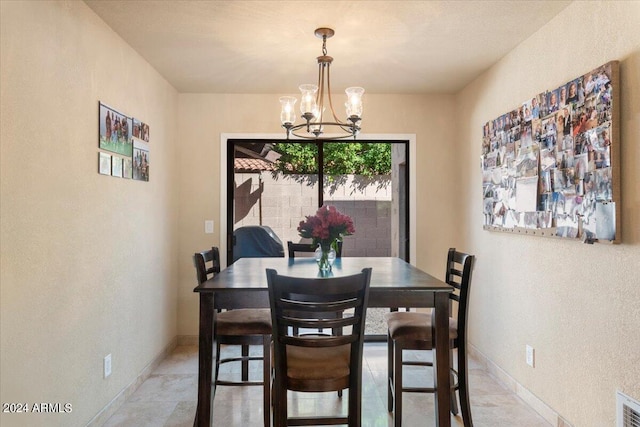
[279,28,364,140]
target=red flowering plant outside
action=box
[297,205,355,253]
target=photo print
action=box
[556,105,572,139]
[547,89,560,113]
[594,167,612,201]
[565,77,583,105]
[133,146,149,182]
[523,100,533,122]
[538,193,551,212]
[538,211,553,229]
[594,124,611,150]
[538,91,550,118]
[540,170,553,193]
[111,156,123,178]
[132,118,150,143]
[556,148,574,169]
[582,172,596,198]
[540,148,556,172]
[122,158,132,179]
[574,153,588,180]
[541,116,557,150]
[521,212,539,230]
[515,144,539,178]
[583,63,611,100]
[595,202,616,241]
[557,84,567,108]
[99,152,111,176]
[515,176,538,213]
[556,214,579,238]
[99,102,133,157]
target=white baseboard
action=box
[85,337,178,427]
[177,335,199,346]
[468,344,573,427]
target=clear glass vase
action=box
[314,243,336,272]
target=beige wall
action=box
[177,93,457,335]
[0,2,178,426]
[456,2,640,426]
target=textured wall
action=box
[0,2,179,426]
[456,2,640,426]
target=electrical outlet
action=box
[205,220,214,234]
[526,345,535,368]
[104,354,112,378]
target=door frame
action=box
[219,133,417,267]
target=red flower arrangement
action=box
[297,205,355,251]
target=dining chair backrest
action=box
[444,248,475,345]
[266,268,371,391]
[287,240,343,258]
[194,247,221,285]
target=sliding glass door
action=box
[226,139,409,264]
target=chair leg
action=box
[449,348,459,416]
[262,335,271,427]
[273,374,287,427]
[214,341,222,392]
[241,344,249,381]
[387,332,394,412]
[457,345,473,427]
[393,342,403,427]
[348,374,361,427]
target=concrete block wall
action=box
[234,172,391,257]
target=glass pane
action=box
[233,142,319,258]
[322,142,402,337]
[322,142,394,258]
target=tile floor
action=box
[104,343,550,427]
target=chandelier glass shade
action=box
[279,28,364,140]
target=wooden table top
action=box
[194,256,452,293]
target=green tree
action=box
[272,142,391,176]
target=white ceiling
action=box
[84,0,572,94]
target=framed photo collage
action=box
[481,61,620,243]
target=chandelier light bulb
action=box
[310,106,326,134]
[279,96,297,125]
[345,87,364,119]
[299,84,318,116]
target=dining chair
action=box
[194,247,272,427]
[286,240,343,258]
[266,267,372,427]
[384,248,476,427]
[287,240,345,341]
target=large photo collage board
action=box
[481,61,619,243]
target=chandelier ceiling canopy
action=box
[279,28,364,140]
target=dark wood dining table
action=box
[193,256,454,427]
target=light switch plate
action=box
[526,345,534,367]
[104,354,112,378]
[205,220,214,234]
